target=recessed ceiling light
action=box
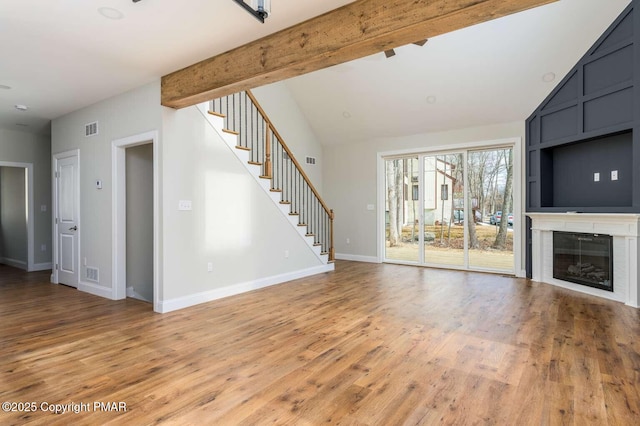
[98,7,124,20]
[542,72,556,83]
[426,96,437,104]
[14,104,28,111]
[0,84,11,90]
[342,111,351,119]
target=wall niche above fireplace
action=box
[539,131,633,210]
[526,1,640,214]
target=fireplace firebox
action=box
[553,231,613,292]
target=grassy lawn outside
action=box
[386,222,514,270]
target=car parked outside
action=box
[490,211,513,226]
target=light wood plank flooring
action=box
[1,262,639,425]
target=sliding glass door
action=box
[423,153,465,267]
[383,147,514,273]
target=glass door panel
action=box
[467,148,514,271]
[423,154,465,267]
[384,157,419,262]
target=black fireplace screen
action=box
[553,231,613,292]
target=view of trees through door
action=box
[384,147,514,272]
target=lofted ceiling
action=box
[285,0,632,145]
[0,0,632,144]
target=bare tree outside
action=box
[493,148,513,250]
[386,160,400,247]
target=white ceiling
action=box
[0,0,632,144]
[285,0,632,145]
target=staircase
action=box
[196,90,334,265]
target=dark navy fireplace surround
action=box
[526,1,640,278]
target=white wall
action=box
[252,82,324,195]
[323,121,526,269]
[0,128,51,267]
[126,143,154,302]
[160,104,324,304]
[0,167,27,266]
[52,81,163,294]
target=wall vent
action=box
[85,121,99,137]
[86,267,99,282]
[305,156,316,165]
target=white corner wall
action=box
[52,81,163,298]
[0,128,51,269]
[252,81,324,195]
[160,104,325,311]
[323,121,527,270]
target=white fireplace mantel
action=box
[527,213,640,308]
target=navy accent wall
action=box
[526,1,640,278]
[526,1,640,214]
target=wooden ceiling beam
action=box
[161,0,557,109]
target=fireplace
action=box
[553,231,613,292]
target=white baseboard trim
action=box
[127,286,152,303]
[0,257,27,270]
[516,269,527,279]
[31,262,53,272]
[335,253,381,263]
[79,280,114,299]
[159,263,335,314]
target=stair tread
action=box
[248,161,263,166]
[280,201,291,205]
[259,175,272,179]
[235,145,250,151]
[208,110,226,118]
[289,213,299,216]
[223,128,239,135]
[297,223,307,226]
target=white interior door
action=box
[56,153,79,287]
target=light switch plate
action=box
[178,200,192,211]
[594,172,600,182]
[366,204,375,211]
[611,170,618,181]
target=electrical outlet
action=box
[611,170,618,181]
[40,244,47,252]
[40,204,47,212]
[346,238,350,244]
[178,200,192,211]
[366,204,375,211]
[594,172,600,182]
[207,262,213,272]
[284,250,289,258]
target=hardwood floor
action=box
[1,262,639,425]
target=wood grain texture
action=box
[1,261,640,425]
[161,0,558,109]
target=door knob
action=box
[69,226,78,231]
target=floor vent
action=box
[85,121,99,137]
[86,267,99,282]
[306,156,316,165]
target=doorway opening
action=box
[125,143,153,303]
[379,142,518,274]
[112,131,159,311]
[0,162,34,271]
